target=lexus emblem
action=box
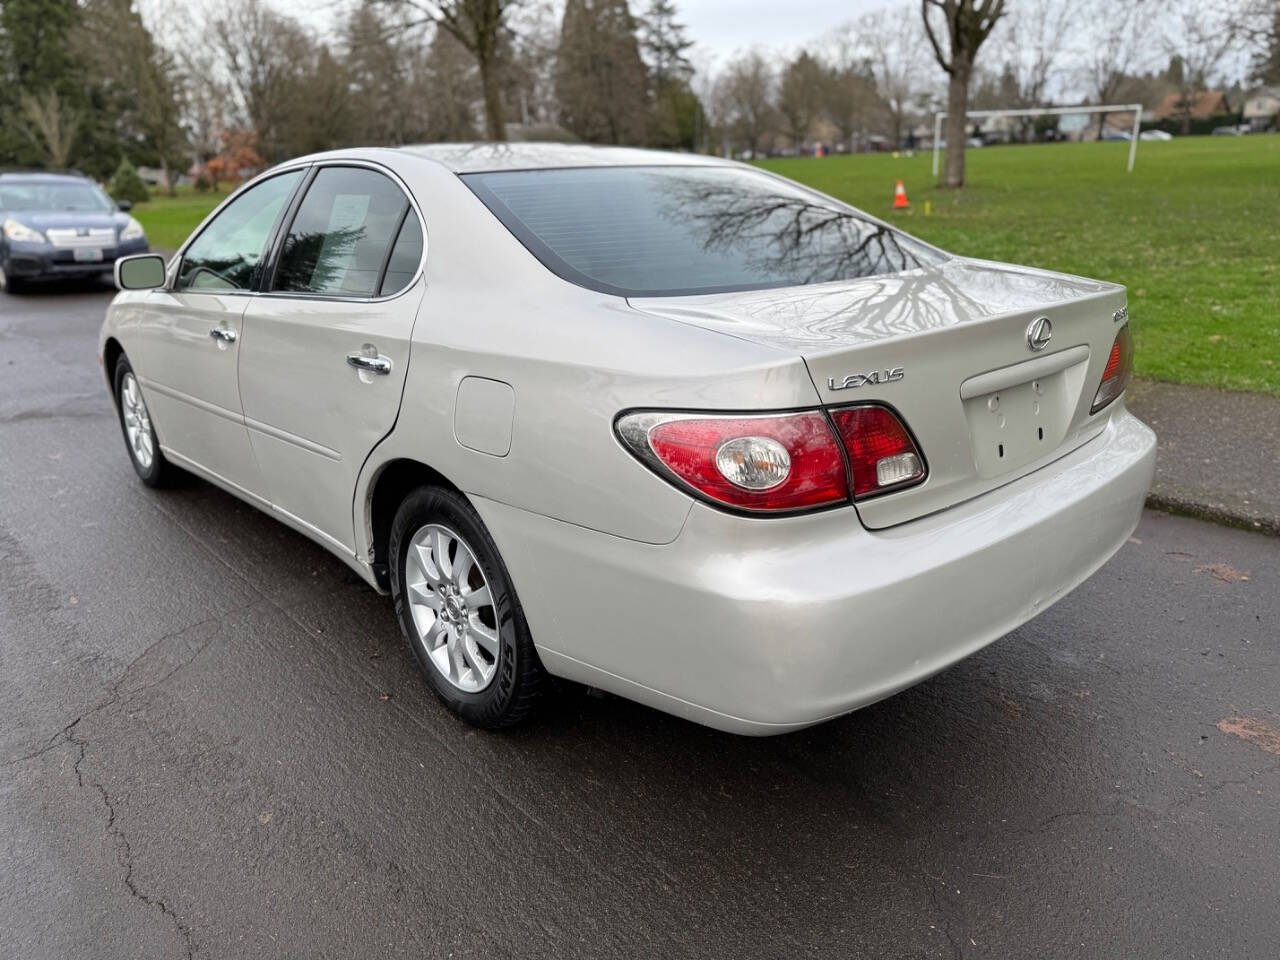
[1026,316,1053,352]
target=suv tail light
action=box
[615,404,927,514]
[616,411,848,513]
[1091,324,1133,413]
[828,405,927,498]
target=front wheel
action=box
[0,262,25,294]
[113,357,176,487]
[389,486,547,729]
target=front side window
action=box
[273,167,413,297]
[178,171,302,292]
[464,166,946,297]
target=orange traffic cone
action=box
[893,180,910,209]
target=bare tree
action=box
[19,90,80,169]
[993,0,1078,139]
[858,6,928,148]
[1079,0,1151,137]
[504,1,561,131]
[718,50,776,156]
[777,50,825,149]
[211,0,316,161]
[819,53,878,153]
[1159,0,1243,133]
[342,5,431,146]
[922,0,1006,188]
[1242,0,1280,84]
[376,0,526,140]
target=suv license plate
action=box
[73,248,104,263]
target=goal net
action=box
[931,103,1144,176]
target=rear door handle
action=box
[209,327,237,343]
[346,353,392,375]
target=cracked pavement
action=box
[2,283,1278,959]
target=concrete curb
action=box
[1145,493,1279,537]
[1128,379,1280,539]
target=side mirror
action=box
[115,253,166,291]
[117,199,133,212]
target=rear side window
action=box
[273,167,414,297]
[379,214,423,296]
[463,166,945,297]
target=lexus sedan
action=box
[100,144,1155,735]
[1,171,149,293]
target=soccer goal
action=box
[931,103,1145,177]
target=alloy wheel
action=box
[120,372,155,470]
[404,523,499,693]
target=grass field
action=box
[762,136,1280,395]
[134,136,1279,394]
[132,186,227,250]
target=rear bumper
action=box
[475,408,1156,735]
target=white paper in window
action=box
[316,193,371,291]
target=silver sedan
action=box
[101,144,1155,734]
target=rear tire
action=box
[113,356,176,487]
[389,486,547,729]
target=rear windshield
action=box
[463,165,945,297]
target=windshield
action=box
[0,181,115,213]
[463,165,945,297]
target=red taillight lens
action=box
[829,404,927,498]
[1092,324,1133,413]
[616,411,848,513]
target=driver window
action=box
[177,171,302,292]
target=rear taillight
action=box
[1092,324,1133,413]
[828,405,927,498]
[616,404,927,514]
[615,411,847,512]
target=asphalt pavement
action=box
[2,282,1278,959]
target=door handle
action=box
[209,327,237,343]
[346,353,392,375]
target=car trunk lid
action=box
[629,257,1130,528]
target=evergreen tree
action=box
[110,156,149,206]
[639,0,693,89]
[638,0,703,149]
[556,0,650,144]
[77,0,188,191]
[0,0,83,168]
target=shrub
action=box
[110,157,149,206]
[194,173,212,193]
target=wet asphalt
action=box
[1,283,1278,960]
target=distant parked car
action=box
[1211,125,1246,136]
[1139,130,1173,141]
[1100,130,1132,142]
[0,171,148,294]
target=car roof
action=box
[394,142,734,174]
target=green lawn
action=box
[760,136,1280,395]
[133,138,1279,394]
[132,185,226,251]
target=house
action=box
[1243,87,1280,131]
[1151,90,1232,124]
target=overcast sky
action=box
[673,0,890,68]
[281,0,899,72]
